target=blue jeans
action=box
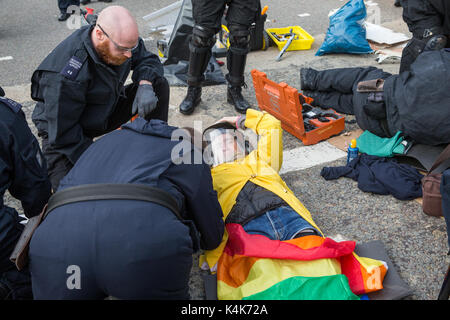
[242,206,319,241]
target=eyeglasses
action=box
[97,24,139,52]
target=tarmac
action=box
[1,0,449,300]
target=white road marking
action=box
[279,141,347,175]
[0,56,13,61]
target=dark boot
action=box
[180,86,202,115]
[226,49,251,114]
[300,68,319,91]
[58,12,72,21]
[227,84,251,114]
[394,0,401,7]
[179,31,213,115]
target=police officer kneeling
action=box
[28,116,224,299]
[31,5,170,191]
[0,87,52,300]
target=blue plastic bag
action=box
[316,0,373,56]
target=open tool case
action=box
[251,69,345,145]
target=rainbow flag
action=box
[217,224,388,300]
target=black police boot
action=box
[226,49,251,114]
[180,86,202,115]
[180,33,212,115]
[227,84,251,114]
[58,12,71,21]
[300,68,319,91]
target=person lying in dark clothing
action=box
[300,48,450,146]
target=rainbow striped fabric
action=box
[217,224,388,300]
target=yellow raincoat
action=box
[200,109,323,270]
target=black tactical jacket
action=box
[31,25,164,164]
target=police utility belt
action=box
[10,184,188,271]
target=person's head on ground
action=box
[91,6,139,66]
[203,122,247,167]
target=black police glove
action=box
[363,100,386,120]
[132,84,159,120]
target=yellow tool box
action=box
[266,26,314,51]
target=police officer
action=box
[399,0,450,72]
[179,0,260,115]
[0,87,52,299]
[29,116,224,299]
[32,6,170,191]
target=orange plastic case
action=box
[251,69,345,145]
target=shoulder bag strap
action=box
[430,144,450,173]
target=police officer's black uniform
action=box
[31,24,169,190]
[0,89,52,299]
[399,0,450,72]
[29,118,224,299]
[179,0,261,115]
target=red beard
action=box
[96,40,129,66]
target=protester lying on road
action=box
[300,48,450,146]
[184,109,388,300]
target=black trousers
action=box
[42,77,170,191]
[58,0,80,13]
[192,0,260,33]
[0,211,33,300]
[303,67,393,138]
[30,201,193,299]
[303,67,390,113]
[0,265,33,300]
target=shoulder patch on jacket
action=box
[60,46,88,80]
[0,96,22,113]
[60,55,84,80]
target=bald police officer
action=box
[32,6,170,190]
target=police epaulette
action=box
[0,96,22,113]
[60,46,88,80]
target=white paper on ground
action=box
[365,22,410,45]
